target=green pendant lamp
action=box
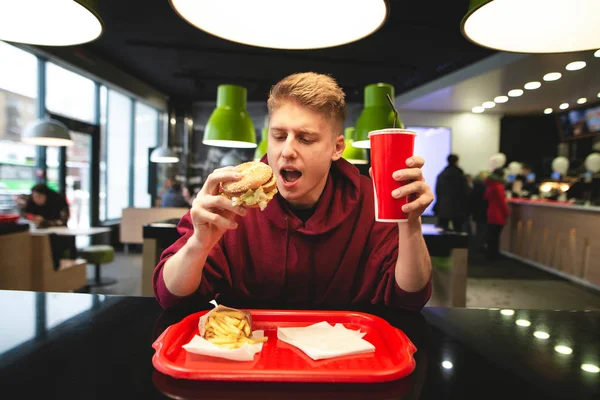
[254,128,269,161]
[341,127,368,164]
[353,83,403,149]
[203,85,257,148]
[461,0,600,53]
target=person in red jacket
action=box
[154,72,434,311]
[485,168,510,260]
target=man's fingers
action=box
[392,181,428,199]
[202,169,243,195]
[196,208,238,230]
[406,156,425,168]
[402,194,434,213]
[392,168,423,182]
[202,195,248,217]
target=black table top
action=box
[0,221,29,236]
[0,290,598,399]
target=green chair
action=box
[78,245,116,287]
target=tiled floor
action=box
[90,248,600,311]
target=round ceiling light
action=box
[482,101,495,108]
[462,0,600,53]
[544,108,553,114]
[494,96,509,103]
[543,72,562,82]
[472,106,485,113]
[508,89,524,97]
[577,98,587,104]
[559,103,569,110]
[524,81,542,90]
[595,49,600,58]
[170,0,389,50]
[566,61,586,71]
[0,0,103,46]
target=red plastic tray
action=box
[0,214,19,224]
[152,309,416,383]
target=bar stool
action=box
[79,245,116,287]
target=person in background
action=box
[161,182,189,208]
[470,171,489,252]
[435,154,469,232]
[485,168,510,260]
[182,185,195,206]
[514,163,538,198]
[22,183,70,228]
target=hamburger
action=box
[221,161,278,211]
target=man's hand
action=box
[391,156,434,223]
[190,166,248,252]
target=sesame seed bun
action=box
[222,161,274,195]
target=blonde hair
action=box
[267,72,346,135]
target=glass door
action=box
[65,131,92,229]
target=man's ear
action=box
[332,134,345,161]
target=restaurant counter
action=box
[0,290,598,399]
[500,199,600,291]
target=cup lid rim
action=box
[368,129,416,137]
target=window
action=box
[46,62,95,123]
[104,89,132,220]
[0,41,38,208]
[133,102,158,208]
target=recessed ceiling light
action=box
[533,331,550,339]
[598,92,600,98]
[508,89,524,97]
[500,309,515,316]
[482,101,496,108]
[170,0,389,50]
[524,81,541,90]
[595,49,600,58]
[581,364,600,373]
[554,345,573,355]
[566,61,586,71]
[461,0,600,53]
[472,106,485,113]
[543,72,562,81]
[559,103,569,110]
[544,108,553,114]
[516,319,531,327]
[494,96,509,103]
[577,98,587,104]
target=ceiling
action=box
[397,49,600,115]
[75,0,494,104]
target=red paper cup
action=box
[369,129,416,222]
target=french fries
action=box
[203,309,268,349]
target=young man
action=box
[154,72,434,311]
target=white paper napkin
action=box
[277,322,376,361]
[182,330,265,362]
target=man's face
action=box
[31,192,46,206]
[267,101,345,209]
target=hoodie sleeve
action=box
[152,211,232,310]
[359,222,432,311]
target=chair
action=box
[78,245,116,287]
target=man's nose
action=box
[281,137,297,159]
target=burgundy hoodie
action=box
[153,158,431,310]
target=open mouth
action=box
[280,168,302,184]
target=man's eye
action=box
[272,135,285,141]
[299,138,314,144]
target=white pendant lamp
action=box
[0,0,103,46]
[169,0,389,50]
[462,0,600,53]
[151,115,179,164]
[22,118,73,147]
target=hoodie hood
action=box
[260,156,361,235]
